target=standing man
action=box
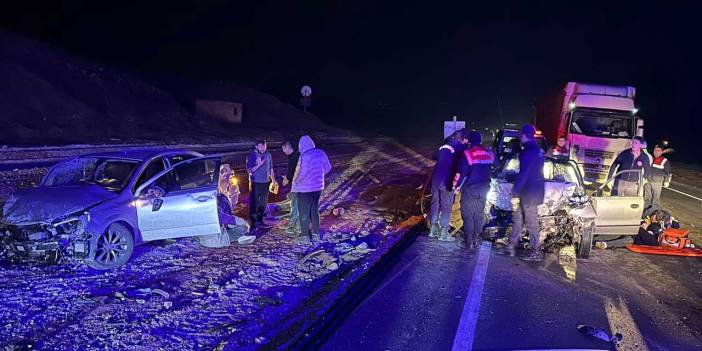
[546,135,569,158]
[647,144,672,212]
[282,140,300,235]
[292,135,332,244]
[246,140,276,229]
[607,136,651,197]
[428,129,467,242]
[456,130,494,250]
[506,124,545,261]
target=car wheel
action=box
[86,222,134,270]
[577,222,594,258]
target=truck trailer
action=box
[535,82,643,185]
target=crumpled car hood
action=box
[2,185,118,225]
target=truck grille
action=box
[584,149,614,159]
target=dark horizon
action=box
[2,1,701,162]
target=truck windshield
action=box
[569,109,634,138]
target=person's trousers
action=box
[460,185,489,244]
[287,192,300,230]
[430,183,455,228]
[249,181,270,224]
[649,181,663,209]
[297,191,322,235]
[509,202,541,251]
[615,180,639,197]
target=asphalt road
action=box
[322,234,702,350]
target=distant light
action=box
[632,108,639,114]
[568,102,576,110]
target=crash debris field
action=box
[0,140,434,350]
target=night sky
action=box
[2,1,701,160]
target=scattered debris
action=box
[237,235,257,245]
[577,324,623,345]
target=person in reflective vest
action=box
[455,130,495,249]
[646,144,672,214]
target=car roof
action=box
[79,148,202,162]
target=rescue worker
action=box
[506,124,545,261]
[455,130,495,249]
[607,136,651,197]
[428,129,468,241]
[646,144,672,213]
[546,135,569,158]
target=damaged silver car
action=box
[486,155,645,258]
[1,149,227,270]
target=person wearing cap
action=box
[506,124,545,261]
[428,129,468,241]
[455,130,495,250]
[645,144,672,213]
[607,136,651,197]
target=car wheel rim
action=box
[95,227,129,265]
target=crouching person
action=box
[292,135,332,244]
[456,130,494,249]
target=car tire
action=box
[85,222,134,270]
[577,222,594,258]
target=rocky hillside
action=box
[0,32,336,146]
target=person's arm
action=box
[292,157,302,186]
[286,154,298,182]
[268,154,276,183]
[246,153,264,174]
[322,152,332,175]
[664,160,672,186]
[455,156,470,192]
[512,149,534,197]
[606,152,623,184]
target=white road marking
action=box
[451,241,491,351]
[664,187,702,202]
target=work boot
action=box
[296,235,311,245]
[502,245,516,257]
[438,227,455,242]
[285,226,301,237]
[311,232,321,243]
[520,250,543,262]
[428,223,441,238]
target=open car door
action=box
[134,156,221,241]
[591,169,645,236]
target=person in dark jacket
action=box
[607,136,651,197]
[455,130,495,249]
[645,144,672,214]
[506,124,545,261]
[246,140,276,229]
[428,129,467,241]
[282,140,300,235]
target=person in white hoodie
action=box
[292,135,332,243]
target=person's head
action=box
[653,145,664,158]
[520,124,536,143]
[557,135,567,147]
[282,140,294,155]
[631,136,645,152]
[255,140,267,153]
[468,130,482,146]
[450,129,469,144]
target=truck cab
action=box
[535,82,643,187]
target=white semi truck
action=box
[535,82,643,185]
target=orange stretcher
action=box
[625,244,702,257]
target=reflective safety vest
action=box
[464,145,495,166]
[652,157,668,170]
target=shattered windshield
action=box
[43,157,140,192]
[569,109,634,138]
[499,156,581,185]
